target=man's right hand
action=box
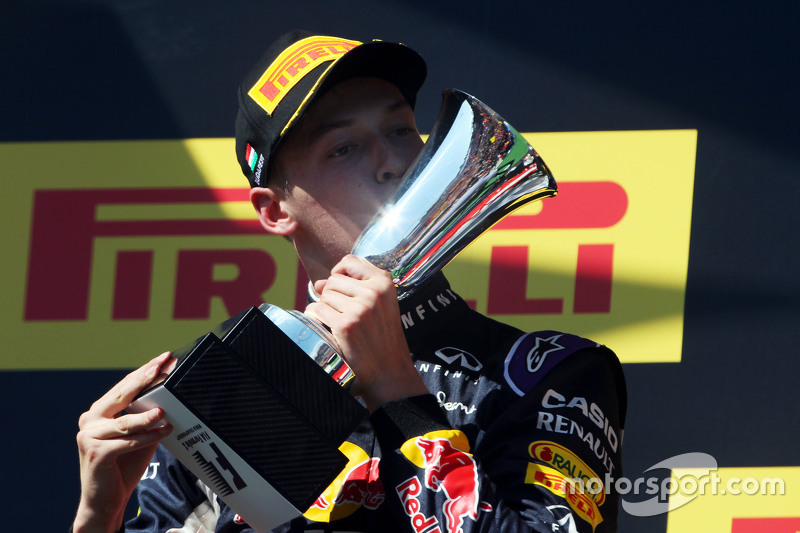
[72,352,175,533]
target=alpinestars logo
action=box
[527,334,565,373]
[434,347,482,371]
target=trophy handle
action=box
[352,89,557,296]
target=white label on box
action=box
[130,385,301,532]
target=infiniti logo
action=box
[434,347,483,371]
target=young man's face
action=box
[272,77,424,277]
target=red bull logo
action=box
[418,437,480,533]
[312,457,384,511]
[398,434,491,533]
[397,476,443,533]
[305,443,384,522]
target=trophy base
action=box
[130,307,367,532]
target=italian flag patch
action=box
[246,144,259,171]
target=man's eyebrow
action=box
[306,99,412,146]
[385,99,412,113]
[306,118,354,147]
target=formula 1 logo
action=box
[547,505,579,533]
[192,443,247,497]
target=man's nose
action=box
[374,140,407,184]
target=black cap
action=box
[235,30,427,187]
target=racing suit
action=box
[127,273,627,533]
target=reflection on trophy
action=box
[353,88,557,293]
[129,89,557,532]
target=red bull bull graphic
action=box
[399,431,492,533]
[305,442,384,522]
[313,458,383,511]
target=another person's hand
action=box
[306,255,428,411]
[73,352,175,533]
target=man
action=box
[73,30,627,533]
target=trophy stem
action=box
[259,304,355,388]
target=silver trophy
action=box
[262,89,557,387]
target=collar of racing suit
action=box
[395,272,472,345]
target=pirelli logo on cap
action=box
[248,36,361,115]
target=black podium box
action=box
[129,307,367,532]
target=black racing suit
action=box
[128,273,627,533]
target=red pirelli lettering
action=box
[494,181,627,229]
[173,249,277,319]
[113,250,154,320]
[487,244,615,315]
[731,518,800,533]
[486,181,626,316]
[24,188,259,321]
[573,244,614,313]
[284,57,309,77]
[24,182,627,321]
[488,246,563,315]
[259,79,284,101]
[257,39,358,103]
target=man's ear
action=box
[250,187,297,236]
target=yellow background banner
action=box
[666,466,800,532]
[0,130,696,369]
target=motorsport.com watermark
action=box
[560,452,786,517]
